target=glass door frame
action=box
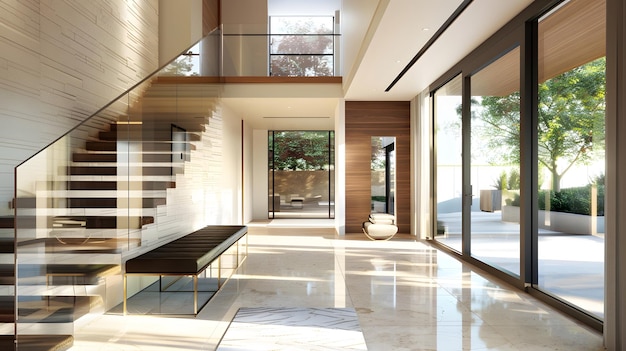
[268,130,335,219]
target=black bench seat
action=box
[123,225,248,315]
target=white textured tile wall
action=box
[1,0,159,216]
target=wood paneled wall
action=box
[203,0,219,35]
[345,101,411,233]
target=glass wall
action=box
[268,131,335,219]
[470,47,521,276]
[433,75,463,252]
[536,0,606,319]
[428,0,606,327]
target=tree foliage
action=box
[270,131,332,171]
[537,57,605,190]
[160,53,198,76]
[371,137,386,170]
[474,57,605,191]
[270,18,333,77]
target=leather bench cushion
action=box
[125,225,247,275]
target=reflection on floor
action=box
[217,307,367,350]
[69,222,603,350]
[436,211,605,318]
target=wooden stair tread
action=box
[0,334,74,351]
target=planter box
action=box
[479,190,502,212]
[501,205,604,235]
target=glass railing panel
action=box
[158,30,221,77]
[222,33,340,77]
[270,54,335,77]
[270,35,335,54]
[15,90,134,341]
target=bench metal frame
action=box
[123,233,247,316]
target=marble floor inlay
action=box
[67,223,604,350]
[217,307,367,350]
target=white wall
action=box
[220,103,244,224]
[251,129,269,220]
[242,120,255,224]
[0,0,159,216]
[221,0,268,76]
[341,0,380,87]
[334,100,346,235]
[158,0,203,67]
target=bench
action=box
[123,225,248,315]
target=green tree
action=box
[270,18,333,77]
[537,57,605,191]
[270,131,332,170]
[475,57,605,191]
[160,52,198,76]
[371,137,386,170]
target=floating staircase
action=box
[9,75,220,349]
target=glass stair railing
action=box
[11,29,222,349]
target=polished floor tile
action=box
[217,307,367,350]
[69,224,604,350]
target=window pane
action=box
[268,131,335,219]
[270,55,334,77]
[271,35,334,55]
[434,75,463,252]
[269,16,335,77]
[270,17,334,34]
[537,0,605,319]
[470,47,521,276]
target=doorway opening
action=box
[268,131,335,219]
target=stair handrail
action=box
[15,29,220,169]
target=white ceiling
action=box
[223,0,534,130]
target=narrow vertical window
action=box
[433,75,463,252]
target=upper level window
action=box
[269,16,335,76]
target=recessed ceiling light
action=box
[422,27,430,31]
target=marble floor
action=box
[217,307,367,350]
[69,222,604,350]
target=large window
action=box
[269,16,335,76]
[536,0,606,319]
[268,131,334,219]
[429,0,606,327]
[470,47,521,276]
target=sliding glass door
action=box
[469,47,521,276]
[536,0,606,319]
[430,0,606,325]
